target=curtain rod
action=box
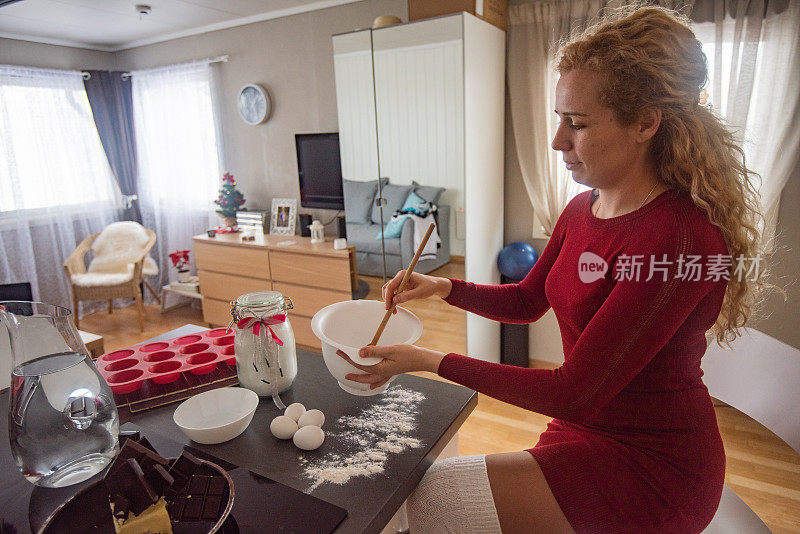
[1,63,89,79]
[119,55,229,80]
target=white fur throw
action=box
[83,221,158,278]
[71,270,135,287]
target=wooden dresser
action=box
[193,233,357,351]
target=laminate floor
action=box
[80,263,800,533]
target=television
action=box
[295,133,345,210]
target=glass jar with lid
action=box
[230,291,297,406]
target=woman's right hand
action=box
[382,271,452,311]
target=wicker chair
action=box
[63,224,159,331]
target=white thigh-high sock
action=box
[406,454,502,533]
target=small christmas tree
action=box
[214,172,246,219]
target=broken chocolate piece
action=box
[135,435,156,455]
[112,494,131,519]
[145,464,175,497]
[168,450,201,490]
[167,474,226,522]
[107,439,228,529]
[162,473,228,522]
[118,429,141,444]
[106,439,169,479]
[105,458,158,515]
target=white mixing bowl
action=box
[173,387,259,444]
[311,300,422,395]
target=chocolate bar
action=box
[135,435,157,455]
[119,429,141,444]
[146,464,175,498]
[107,439,169,478]
[105,458,158,515]
[106,436,228,529]
[117,431,160,467]
[168,449,201,490]
[167,475,226,521]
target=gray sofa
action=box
[344,179,451,277]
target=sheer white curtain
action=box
[507,0,601,236]
[507,0,692,236]
[132,61,224,290]
[0,65,120,309]
[692,0,800,249]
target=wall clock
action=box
[237,84,271,125]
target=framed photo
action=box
[270,198,297,235]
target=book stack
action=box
[236,211,268,234]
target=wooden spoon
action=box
[368,222,435,346]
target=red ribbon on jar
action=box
[236,315,286,346]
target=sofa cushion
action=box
[347,223,403,255]
[343,179,380,225]
[371,183,413,224]
[377,214,408,239]
[413,181,446,204]
[401,190,431,216]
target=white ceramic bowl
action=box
[311,299,422,396]
[173,387,259,444]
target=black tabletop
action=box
[1,325,477,534]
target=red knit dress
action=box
[438,188,728,533]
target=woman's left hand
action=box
[336,345,446,390]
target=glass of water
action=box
[1,301,119,487]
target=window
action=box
[690,4,800,228]
[131,61,223,286]
[693,22,760,164]
[0,66,118,213]
[132,62,221,213]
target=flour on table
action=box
[300,386,426,491]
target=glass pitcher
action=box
[0,301,119,487]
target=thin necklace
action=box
[594,183,658,218]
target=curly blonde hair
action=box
[556,5,779,347]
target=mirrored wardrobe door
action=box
[333,30,379,184]
[371,16,465,257]
[333,29,391,281]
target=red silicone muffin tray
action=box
[98,328,236,395]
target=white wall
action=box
[113,0,407,234]
[0,37,113,70]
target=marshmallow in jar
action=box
[231,291,297,396]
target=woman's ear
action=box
[637,108,662,143]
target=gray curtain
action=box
[83,70,142,222]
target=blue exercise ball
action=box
[497,242,538,281]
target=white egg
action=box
[284,402,306,422]
[293,425,325,451]
[270,415,298,440]
[297,409,325,429]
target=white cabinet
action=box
[333,13,506,363]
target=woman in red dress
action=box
[337,6,767,533]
